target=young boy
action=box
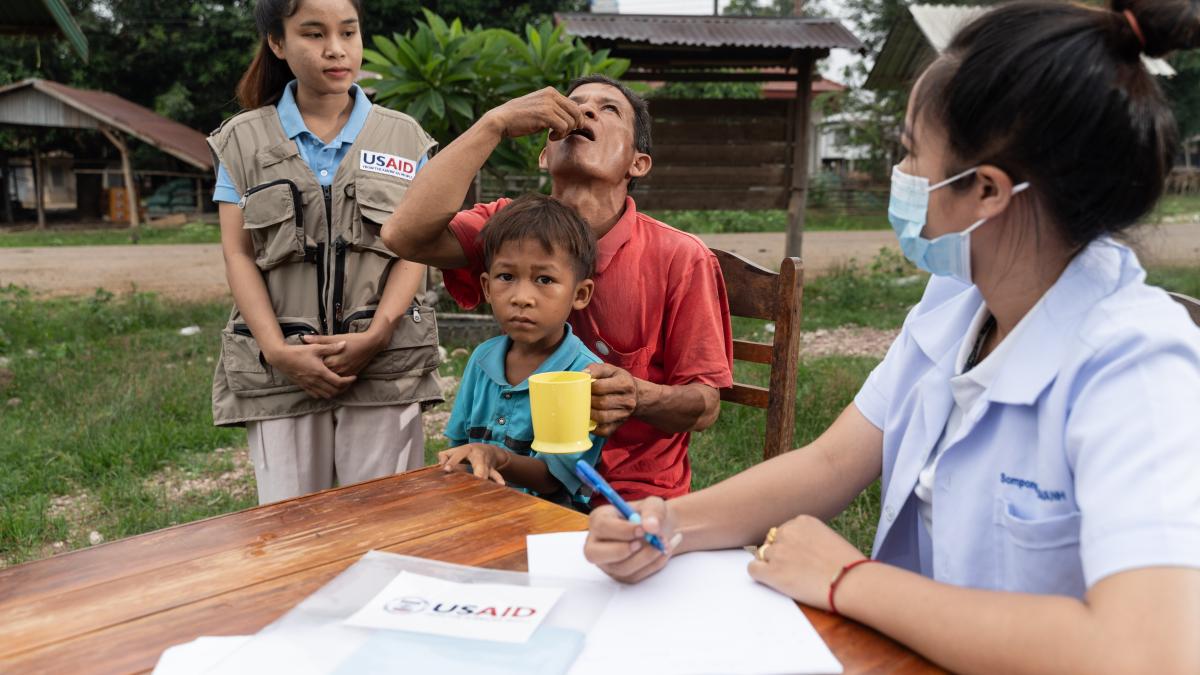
[438,193,604,510]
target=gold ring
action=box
[756,542,771,562]
[765,526,779,546]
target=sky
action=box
[609,0,867,83]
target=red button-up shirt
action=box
[444,197,734,501]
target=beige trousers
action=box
[247,403,425,505]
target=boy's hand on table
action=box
[438,444,511,485]
[586,363,638,437]
[481,87,584,141]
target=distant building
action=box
[760,75,868,176]
[814,112,872,177]
[590,0,619,13]
[0,79,214,226]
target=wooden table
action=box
[0,468,942,674]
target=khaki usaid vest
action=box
[207,104,442,426]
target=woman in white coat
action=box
[583,1,1200,672]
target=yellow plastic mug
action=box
[528,371,597,454]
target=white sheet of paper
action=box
[151,636,251,675]
[527,531,843,675]
[343,571,564,644]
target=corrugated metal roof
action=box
[556,13,863,51]
[867,4,1173,89]
[0,79,211,171]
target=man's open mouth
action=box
[567,127,595,141]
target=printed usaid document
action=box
[153,552,613,675]
[344,571,565,643]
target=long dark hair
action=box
[235,0,365,110]
[911,0,1200,249]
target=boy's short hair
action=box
[481,193,597,282]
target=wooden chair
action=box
[1169,291,1200,327]
[711,249,804,461]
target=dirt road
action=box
[2,222,1197,300]
[0,244,231,301]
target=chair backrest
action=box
[711,249,804,461]
[1169,291,1200,327]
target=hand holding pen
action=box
[578,460,683,583]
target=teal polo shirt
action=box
[213,79,427,202]
[446,324,605,507]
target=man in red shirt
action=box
[382,75,733,503]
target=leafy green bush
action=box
[364,10,628,177]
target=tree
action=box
[838,0,1200,175]
[0,0,587,143]
[359,0,585,38]
[723,0,796,16]
[834,0,982,179]
[365,10,628,177]
[722,0,832,17]
[649,79,761,100]
[0,0,257,140]
[1163,52,1200,151]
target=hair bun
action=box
[1112,0,1200,57]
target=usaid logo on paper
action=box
[361,150,417,180]
[383,595,538,620]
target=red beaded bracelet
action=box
[828,558,878,616]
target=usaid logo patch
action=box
[360,150,417,180]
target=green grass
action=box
[0,286,246,564]
[4,258,1200,565]
[647,192,1200,235]
[4,194,1193,247]
[0,221,222,248]
[802,248,927,329]
[690,356,884,553]
[1147,266,1200,298]
[645,209,888,234]
[1154,194,1200,220]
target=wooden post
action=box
[1,154,13,224]
[784,55,814,260]
[32,140,46,230]
[194,177,204,213]
[99,126,139,239]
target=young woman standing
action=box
[209,0,441,503]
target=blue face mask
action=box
[888,165,1030,284]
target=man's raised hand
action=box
[482,87,584,141]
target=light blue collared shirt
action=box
[856,237,1200,597]
[446,323,606,507]
[212,80,425,202]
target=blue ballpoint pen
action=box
[575,460,668,554]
